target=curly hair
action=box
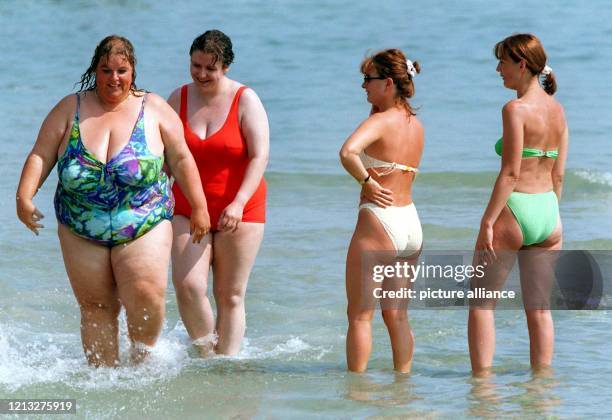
[76,35,140,93]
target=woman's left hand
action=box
[190,206,211,243]
[474,223,497,267]
[218,201,245,233]
[362,178,394,208]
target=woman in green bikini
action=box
[468,33,568,376]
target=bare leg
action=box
[112,221,172,363]
[171,216,215,354]
[58,224,120,367]
[346,209,395,372]
[468,206,522,376]
[381,253,418,373]
[382,309,414,373]
[520,223,562,370]
[212,222,264,355]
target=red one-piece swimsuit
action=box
[172,85,266,230]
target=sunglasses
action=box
[363,75,387,83]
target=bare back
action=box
[513,93,567,193]
[362,108,424,206]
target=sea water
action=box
[1,0,612,418]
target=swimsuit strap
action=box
[136,92,147,122]
[64,93,83,153]
[130,93,147,145]
[75,93,81,120]
[179,84,188,123]
[360,151,418,176]
[231,86,248,112]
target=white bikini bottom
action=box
[359,202,423,258]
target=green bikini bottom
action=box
[506,191,559,246]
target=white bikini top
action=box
[359,150,418,177]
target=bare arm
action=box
[339,113,393,207]
[234,89,269,206]
[552,124,568,200]
[152,93,210,241]
[218,88,270,232]
[16,95,74,235]
[475,101,524,261]
[163,88,182,178]
[480,102,524,228]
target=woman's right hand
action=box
[190,206,211,243]
[361,178,394,208]
[17,198,45,236]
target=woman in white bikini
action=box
[340,48,424,373]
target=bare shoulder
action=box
[366,109,388,126]
[145,92,176,114]
[144,92,182,130]
[39,93,78,129]
[52,93,78,115]
[502,98,525,114]
[502,99,529,123]
[409,114,424,132]
[238,86,264,109]
[167,87,183,111]
[551,97,566,118]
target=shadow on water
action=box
[467,368,561,418]
[342,371,430,417]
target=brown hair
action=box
[189,29,234,67]
[76,35,140,93]
[494,33,557,95]
[360,48,420,115]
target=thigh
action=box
[347,210,395,314]
[519,221,562,309]
[112,221,172,302]
[58,224,117,306]
[470,206,522,308]
[171,215,213,285]
[381,253,418,311]
[212,222,264,294]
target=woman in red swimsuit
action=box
[168,30,268,356]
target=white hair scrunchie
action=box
[541,65,552,76]
[406,59,417,78]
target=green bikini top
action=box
[495,138,558,159]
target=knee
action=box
[175,278,207,302]
[79,299,121,320]
[469,308,495,320]
[347,308,374,323]
[128,283,166,311]
[215,289,244,310]
[382,309,407,325]
[526,309,551,323]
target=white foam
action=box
[574,170,612,187]
[0,323,81,391]
[0,319,329,392]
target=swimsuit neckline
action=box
[75,94,150,167]
[183,85,245,142]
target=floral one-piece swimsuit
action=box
[54,93,174,246]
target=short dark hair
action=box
[189,29,234,67]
